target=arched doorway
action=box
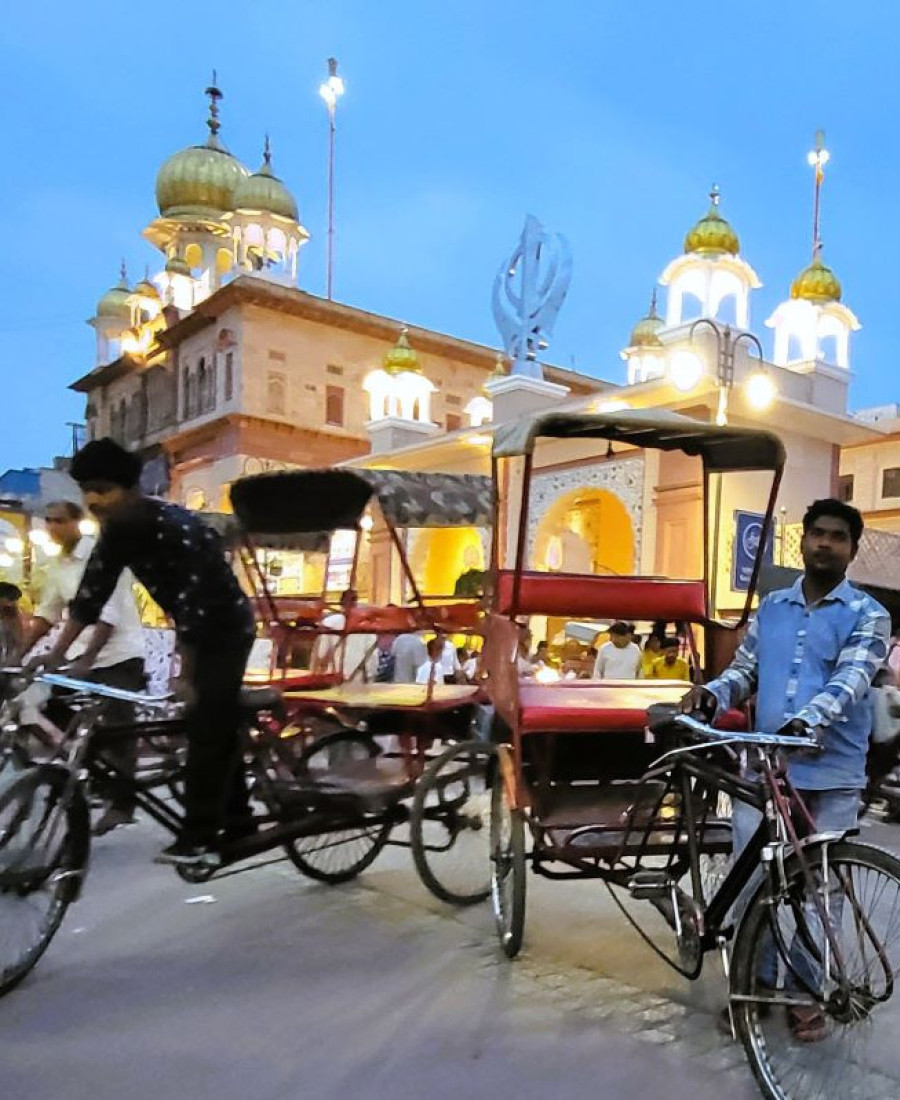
[409,527,485,596]
[532,487,634,575]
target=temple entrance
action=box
[409,526,485,596]
[532,487,634,576]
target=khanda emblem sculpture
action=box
[491,215,573,380]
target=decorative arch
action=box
[526,455,644,572]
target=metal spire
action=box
[807,130,830,259]
[204,71,223,147]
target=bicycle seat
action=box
[238,686,282,713]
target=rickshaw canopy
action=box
[230,468,494,534]
[200,509,330,553]
[492,408,786,472]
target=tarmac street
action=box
[3,816,898,1100]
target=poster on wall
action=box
[732,510,774,592]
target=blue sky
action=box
[0,0,896,470]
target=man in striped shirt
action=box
[683,498,889,1040]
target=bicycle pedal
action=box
[628,871,674,899]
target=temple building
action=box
[69,96,900,614]
[71,80,598,510]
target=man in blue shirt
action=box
[683,498,889,1039]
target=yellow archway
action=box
[532,487,634,575]
[410,527,485,596]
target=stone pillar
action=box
[366,417,441,455]
[485,374,571,425]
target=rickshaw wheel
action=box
[490,774,525,958]
[410,739,496,906]
[284,819,392,884]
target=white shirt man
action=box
[592,623,642,680]
[35,536,145,669]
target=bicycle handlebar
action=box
[672,712,819,750]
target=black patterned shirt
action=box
[69,499,254,648]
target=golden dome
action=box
[233,139,299,220]
[684,186,740,257]
[155,80,249,218]
[481,353,508,395]
[132,278,160,300]
[165,256,191,277]
[790,254,842,303]
[95,264,131,321]
[627,289,664,348]
[383,328,421,375]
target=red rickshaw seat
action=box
[495,571,708,623]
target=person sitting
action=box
[593,621,641,679]
[639,632,663,677]
[415,636,445,684]
[648,636,691,681]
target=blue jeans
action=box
[732,787,860,989]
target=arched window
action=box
[224,351,234,401]
[183,367,194,420]
[197,357,209,413]
[267,371,286,417]
[184,242,203,272]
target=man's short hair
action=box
[609,621,630,637]
[661,636,680,651]
[45,500,83,521]
[0,582,22,602]
[70,438,142,489]
[802,498,864,548]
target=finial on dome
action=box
[709,183,720,208]
[118,260,128,287]
[204,71,223,147]
[264,133,272,166]
[382,326,422,375]
[649,287,659,316]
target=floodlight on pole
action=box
[319,58,345,300]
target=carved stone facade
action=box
[527,454,645,568]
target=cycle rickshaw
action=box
[226,466,499,901]
[483,409,900,1100]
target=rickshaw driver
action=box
[681,498,889,1041]
[29,438,257,868]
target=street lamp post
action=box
[688,318,770,617]
[688,318,766,427]
[319,58,345,301]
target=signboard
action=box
[732,510,773,592]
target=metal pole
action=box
[326,102,336,300]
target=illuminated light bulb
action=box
[79,518,99,537]
[43,542,61,557]
[359,514,374,532]
[0,553,13,568]
[534,665,561,684]
[3,537,23,555]
[668,350,704,393]
[29,528,50,547]
[745,371,776,411]
[595,399,630,413]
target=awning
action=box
[492,408,785,472]
[230,469,494,533]
[199,510,330,554]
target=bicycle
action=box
[618,711,900,1100]
[0,669,402,996]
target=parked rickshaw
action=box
[483,409,900,1100]
[228,467,497,902]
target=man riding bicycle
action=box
[32,438,256,867]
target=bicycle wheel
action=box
[732,839,900,1100]
[490,771,525,958]
[410,739,494,906]
[0,766,89,996]
[280,730,393,884]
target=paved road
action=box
[3,815,898,1100]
